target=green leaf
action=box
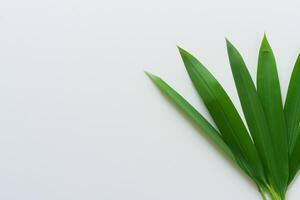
[285,54,300,183]
[257,35,289,189]
[285,55,300,151]
[288,124,300,184]
[226,38,287,196]
[145,72,234,160]
[178,47,266,186]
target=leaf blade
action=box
[288,124,300,184]
[285,54,300,182]
[257,35,289,189]
[145,71,234,159]
[226,39,286,196]
[178,47,266,186]
[285,55,300,151]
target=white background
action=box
[0,0,300,199]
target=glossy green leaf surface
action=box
[146,35,300,199]
[178,47,266,186]
[257,36,289,192]
[145,72,234,160]
[226,39,286,196]
[285,55,300,183]
[285,55,300,149]
[289,124,300,183]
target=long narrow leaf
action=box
[285,55,300,183]
[285,55,300,151]
[226,39,285,196]
[257,35,289,189]
[288,124,300,183]
[145,72,234,159]
[178,47,266,186]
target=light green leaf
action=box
[145,72,234,160]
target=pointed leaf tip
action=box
[144,70,152,78]
[225,39,237,54]
[145,71,159,81]
[263,32,267,38]
[177,46,188,56]
[263,34,267,42]
[225,38,233,47]
[261,35,271,51]
[224,37,231,47]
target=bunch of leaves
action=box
[146,35,300,200]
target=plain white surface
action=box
[1,0,300,199]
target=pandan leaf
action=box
[226,39,286,197]
[178,47,266,186]
[145,72,234,160]
[285,55,300,183]
[257,35,289,192]
[289,124,300,183]
[146,34,300,199]
[285,55,300,150]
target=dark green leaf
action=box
[288,124,300,184]
[178,47,266,186]
[226,39,286,196]
[257,35,289,190]
[285,55,300,151]
[285,54,300,183]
